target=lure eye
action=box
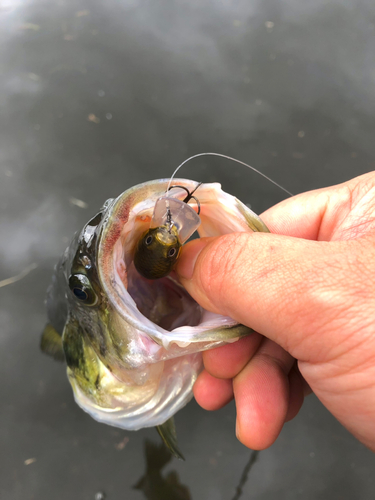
[69,274,97,306]
[145,235,153,246]
[168,247,177,258]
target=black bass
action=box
[41,179,269,457]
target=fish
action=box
[41,178,269,458]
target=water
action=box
[1,1,375,499]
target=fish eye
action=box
[145,235,153,246]
[168,247,177,258]
[68,274,97,306]
[72,287,88,301]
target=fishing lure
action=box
[134,183,202,279]
[133,153,292,281]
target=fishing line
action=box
[138,153,292,280]
[166,152,294,197]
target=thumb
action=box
[176,232,370,364]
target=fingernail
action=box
[176,238,210,280]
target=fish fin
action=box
[40,324,65,362]
[156,417,185,461]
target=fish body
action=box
[43,179,269,433]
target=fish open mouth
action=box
[97,179,267,353]
[127,262,203,331]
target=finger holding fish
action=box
[194,334,305,450]
[177,171,375,452]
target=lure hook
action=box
[167,182,202,215]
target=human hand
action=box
[176,172,375,452]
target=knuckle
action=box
[198,233,251,306]
[327,179,375,239]
[258,351,292,376]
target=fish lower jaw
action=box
[70,353,202,430]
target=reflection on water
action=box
[94,493,106,500]
[134,440,191,500]
[134,440,259,500]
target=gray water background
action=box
[1,0,375,499]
